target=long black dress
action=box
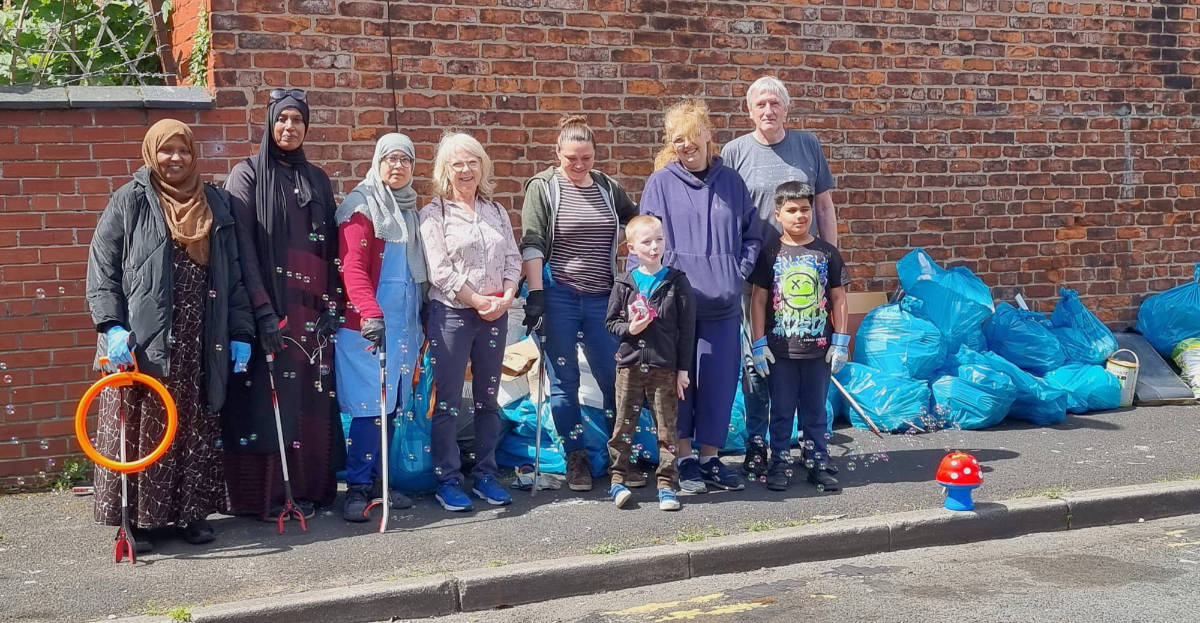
[221,159,342,517]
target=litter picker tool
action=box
[74,332,177,564]
[265,318,307,533]
[364,341,391,532]
[830,376,884,438]
[527,318,548,498]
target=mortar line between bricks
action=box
[118,481,1200,623]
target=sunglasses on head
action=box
[269,88,307,102]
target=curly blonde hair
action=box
[653,98,721,171]
[430,131,494,200]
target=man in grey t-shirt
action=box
[721,77,838,243]
[722,75,839,479]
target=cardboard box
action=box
[847,291,888,359]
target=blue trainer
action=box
[609,483,632,508]
[435,478,474,512]
[657,488,681,511]
[700,457,745,491]
[677,457,707,494]
[472,474,512,506]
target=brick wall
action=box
[1,0,1198,485]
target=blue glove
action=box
[826,332,850,374]
[231,341,251,373]
[751,336,775,377]
[105,326,134,367]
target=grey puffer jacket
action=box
[86,166,255,413]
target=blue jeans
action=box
[542,284,618,454]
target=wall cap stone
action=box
[0,86,213,110]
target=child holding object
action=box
[748,181,849,492]
[605,216,696,510]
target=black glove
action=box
[361,317,385,350]
[523,289,545,334]
[314,310,339,337]
[257,312,285,355]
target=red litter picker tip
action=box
[265,318,307,533]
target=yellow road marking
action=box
[1167,540,1200,548]
[1163,530,1189,537]
[605,593,725,615]
[655,602,769,621]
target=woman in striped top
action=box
[520,115,638,492]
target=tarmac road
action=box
[1,404,1197,622]
[397,513,1200,623]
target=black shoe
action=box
[765,463,790,491]
[369,478,414,509]
[129,527,154,554]
[176,519,215,545]
[742,439,768,477]
[294,499,316,518]
[807,468,840,492]
[343,485,371,522]
[822,463,839,476]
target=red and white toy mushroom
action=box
[936,451,982,511]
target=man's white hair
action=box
[746,75,790,111]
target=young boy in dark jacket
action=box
[605,215,696,511]
[749,181,849,493]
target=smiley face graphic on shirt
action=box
[772,254,828,338]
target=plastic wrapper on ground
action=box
[853,297,946,380]
[834,362,932,434]
[983,302,1066,375]
[1050,287,1118,365]
[1135,263,1200,357]
[1044,363,1122,414]
[897,248,994,353]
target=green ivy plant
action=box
[0,0,169,86]
[186,5,207,86]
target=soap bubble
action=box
[38,439,48,450]
[35,288,46,299]
[847,462,856,471]
[4,404,13,416]
[249,433,258,442]
[490,327,500,336]
[57,286,66,294]
[576,331,585,339]
[208,290,217,298]
[239,437,248,446]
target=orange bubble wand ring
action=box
[74,358,178,475]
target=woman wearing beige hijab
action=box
[86,119,255,551]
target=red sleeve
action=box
[339,212,383,320]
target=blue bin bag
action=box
[930,363,1017,430]
[1135,263,1200,356]
[834,362,932,434]
[387,345,438,494]
[983,303,1067,375]
[853,297,947,380]
[951,346,1068,426]
[496,395,567,475]
[897,249,994,353]
[1050,288,1118,365]
[1045,363,1122,414]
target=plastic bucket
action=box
[1105,348,1140,407]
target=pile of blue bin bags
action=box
[375,254,1200,492]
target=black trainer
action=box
[807,467,840,492]
[742,439,768,477]
[176,519,215,545]
[343,484,371,522]
[765,463,790,491]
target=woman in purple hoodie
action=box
[637,98,763,494]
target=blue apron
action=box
[336,240,423,418]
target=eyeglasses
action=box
[269,88,307,102]
[450,160,482,172]
[383,154,413,168]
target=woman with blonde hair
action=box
[419,132,522,512]
[636,98,763,494]
[519,114,638,492]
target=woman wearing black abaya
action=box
[222,89,342,519]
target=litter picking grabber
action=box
[74,333,178,564]
[528,320,548,498]
[265,324,307,533]
[830,376,884,438]
[363,341,391,532]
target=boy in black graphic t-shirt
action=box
[748,181,849,493]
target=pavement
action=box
[1,403,1198,623]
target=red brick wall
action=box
[2,0,1199,484]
